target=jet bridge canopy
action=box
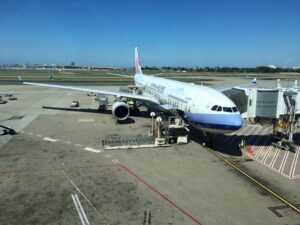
[227,81,300,149]
[245,88,300,119]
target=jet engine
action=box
[112,101,130,120]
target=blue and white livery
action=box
[20,47,243,134]
[133,48,242,134]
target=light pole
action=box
[156,116,162,139]
[150,112,155,136]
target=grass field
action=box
[0,69,299,83]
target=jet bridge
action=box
[228,80,300,152]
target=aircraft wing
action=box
[107,73,134,78]
[21,80,160,104]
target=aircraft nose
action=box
[228,114,243,130]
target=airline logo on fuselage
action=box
[150,83,166,93]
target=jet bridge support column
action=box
[283,91,297,142]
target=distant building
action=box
[267,64,277,69]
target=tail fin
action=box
[135,47,143,75]
[18,75,24,83]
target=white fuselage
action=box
[134,73,243,134]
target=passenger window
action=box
[211,105,218,111]
[217,106,222,111]
[223,107,232,112]
[232,107,238,112]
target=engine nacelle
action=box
[112,101,130,120]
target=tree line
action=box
[142,66,300,73]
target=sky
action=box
[0,0,299,67]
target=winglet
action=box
[251,78,257,84]
[18,75,24,83]
[135,47,143,75]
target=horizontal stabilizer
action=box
[218,78,257,92]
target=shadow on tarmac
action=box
[189,126,243,156]
[42,105,140,124]
[0,125,17,135]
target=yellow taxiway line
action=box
[207,148,300,214]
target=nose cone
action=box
[228,114,243,130]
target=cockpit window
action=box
[211,105,218,111]
[223,107,232,112]
[232,107,238,112]
[212,105,238,113]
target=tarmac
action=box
[0,83,299,225]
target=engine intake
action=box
[112,101,130,120]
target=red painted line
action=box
[290,148,299,178]
[262,146,273,163]
[0,164,115,175]
[254,146,264,160]
[120,164,203,225]
[269,148,280,168]
[292,175,300,179]
[279,151,290,174]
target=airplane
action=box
[19,47,244,135]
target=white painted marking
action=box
[249,154,290,178]
[104,153,111,158]
[227,125,252,145]
[114,159,119,163]
[71,194,86,225]
[28,132,33,135]
[78,118,95,123]
[279,151,290,174]
[62,170,104,218]
[254,146,264,159]
[229,124,261,145]
[43,137,58,142]
[289,148,299,178]
[244,127,271,153]
[84,147,100,153]
[251,126,270,146]
[244,125,258,135]
[236,124,252,135]
[247,126,264,144]
[262,146,273,163]
[75,194,90,225]
[269,148,280,168]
